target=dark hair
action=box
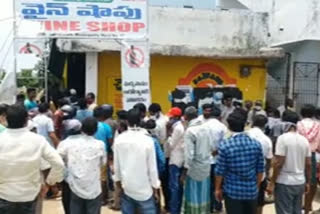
[101,105,113,118]
[252,115,268,128]
[315,108,320,119]
[16,94,25,102]
[145,119,156,130]
[27,88,36,94]
[224,93,232,100]
[148,103,162,113]
[300,104,315,118]
[81,117,98,136]
[211,105,221,117]
[0,104,8,116]
[78,98,87,110]
[202,103,213,110]
[57,98,69,108]
[117,110,128,120]
[86,92,95,100]
[134,103,147,114]
[227,111,247,132]
[282,110,299,124]
[93,106,104,119]
[233,108,248,121]
[184,106,198,121]
[6,104,28,129]
[127,108,141,127]
[38,103,50,113]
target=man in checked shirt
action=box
[215,111,265,214]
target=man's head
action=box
[223,94,233,107]
[245,100,253,110]
[117,110,128,121]
[167,107,182,120]
[252,115,268,129]
[101,104,113,119]
[16,93,25,104]
[78,98,87,110]
[300,104,315,119]
[148,103,162,118]
[184,106,198,122]
[0,104,8,126]
[285,98,294,108]
[82,117,98,136]
[127,108,141,127]
[316,108,320,120]
[133,103,147,119]
[38,103,50,114]
[57,98,69,108]
[227,111,247,132]
[202,103,213,119]
[6,104,28,129]
[282,110,299,124]
[86,92,96,105]
[27,88,36,100]
[254,100,263,111]
[211,105,222,119]
[93,106,105,121]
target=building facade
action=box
[55,2,283,112]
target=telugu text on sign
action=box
[15,0,147,38]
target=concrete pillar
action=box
[85,53,98,96]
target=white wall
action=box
[239,0,320,45]
[57,7,273,58]
[85,53,98,95]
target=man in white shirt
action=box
[166,107,184,214]
[33,103,60,147]
[247,115,273,214]
[267,111,311,214]
[148,103,168,145]
[202,105,227,213]
[58,117,106,214]
[114,108,160,214]
[0,104,64,214]
[221,94,235,125]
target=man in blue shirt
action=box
[93,106,113,205]
[24,88,37,111]
[215,111,264,214]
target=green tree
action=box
[17,69,41,88]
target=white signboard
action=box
[15,0,147,39]
[15,39,45,56]
[121,41,150,110]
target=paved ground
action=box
[43,191,320,214]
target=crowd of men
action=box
[0,88,319,214]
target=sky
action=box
[0,0,41,73]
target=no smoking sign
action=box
[125,45,145,68]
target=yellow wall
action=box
[98,52,267,112]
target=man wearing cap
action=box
[57,119,82,214]
[58,117,106,214]
[166,107,185,214]
[215,111,264,214]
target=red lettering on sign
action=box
[87,21,100,32]
[70,21,80,31]
[133,23,145,32]
[118,22,130,32]
[53,21,68,31]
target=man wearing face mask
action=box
[247,100,267,126]
[166,107,185,214]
